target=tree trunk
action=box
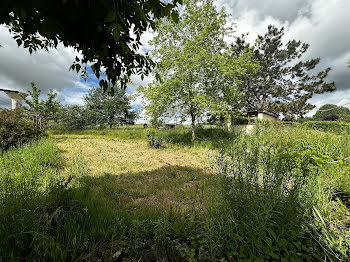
[191,113,196,142]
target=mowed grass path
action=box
[53,134,212,212]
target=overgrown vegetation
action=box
[146,129,164,148]
[21,82,138,131]
[1,125,349,261]
[0,109,43,151]
[302,120,350,134]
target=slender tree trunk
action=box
[191,113,196,142]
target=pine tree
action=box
[234,25,336,120]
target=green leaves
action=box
[234,25,335,120]
[139,0,255,138]
[113,27,120,42]
[84,83,137,127]
[171,11,179,23]
[1,0,182,89]
[104,11,115,23]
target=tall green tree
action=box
[85,84,137,128]
[23,82,61,129]
[59,105,90,130]
[234,25,336,120]
[138,0,257,140]
[313,104,350,121]
[1,0,182,89]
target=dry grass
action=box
[53,134,212,212]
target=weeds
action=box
[1,125,350,261]
[146,129,164,148]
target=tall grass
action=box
[1,126,349,261]
[50,126,236,149]
[207,125,350,260]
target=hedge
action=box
[301,121,350,134]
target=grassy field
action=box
[54,133,210,212]
[1,125,350,261]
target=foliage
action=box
[84,84,137,128]
[245,126,350,259]
[138,0,258,141]
[23,82,61,129]
[51,125,237,148]
[2,126,350,261]
[208,138,326,260]
[231,114,248,125]
[313,104,350,121]
[0,109,43,151]
[302,120,350,134]
[234,25,336,120]
[206,112,225,126]
[146,129,164,148]
[58,105,90,130]
[1,0,182,89]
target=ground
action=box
[54,134,211,212]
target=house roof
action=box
[0,88,28,101]
[247,111,278,118]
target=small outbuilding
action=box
[228,111,278,135]
[247,111,278,124]
[0,88,28,110]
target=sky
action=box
[0,0,349,120]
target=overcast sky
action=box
[0,0,349,119]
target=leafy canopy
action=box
[313,104,350,122]
[138,0,258,139]
[234,25,336,120]
[23,82,61,129]
[1,0,182,89]
[85,84,137,128]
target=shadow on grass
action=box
[81,165,211,212]
[0,165,214,262]
[1,164,331,261]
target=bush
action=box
[302,121,350,134]
[0,109,43,151]
[232,115,248,125]
[146,130,164,148]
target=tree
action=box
[23,82,61,129]
[1,0,182,89]
[234,25,336,120]
[84,84,137,128]
[138,0,257,140]
[313,104,350,121]
[206,112,225,126]
[59,105,90,130]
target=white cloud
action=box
[219,0,350,116]
[1,0,350,119]
[0,25,84,108]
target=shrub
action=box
[232,115,248,125]
[207,133,329,261]
[302,121,350,134]
[146,130,164,148]
[0,109,43,151]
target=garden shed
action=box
[228,111,278,134]
[247,111,278,124]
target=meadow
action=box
[0,124,349,261]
